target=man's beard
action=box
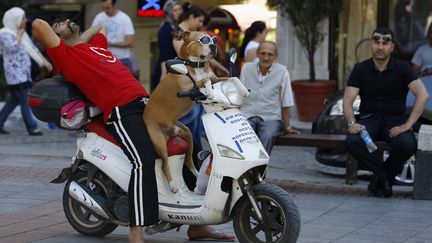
[67,22,77,34]
[373,52,389,61]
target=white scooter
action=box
[31,55,300,243]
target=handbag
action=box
[60,99,89,129]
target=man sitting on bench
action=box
[240,41,300,155]
[343,27,429,198]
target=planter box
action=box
[292,80,337,121]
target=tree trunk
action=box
[308,49,316,81]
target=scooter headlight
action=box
[329,96,361,116]
[221,81,243,106]
[217,144,245,160]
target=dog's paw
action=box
[238,85,250,97]
[191,168,199,177]
[204,88,214,100]
[169,182,179,194]
[229,77,250,97]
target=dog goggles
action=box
[187,35,217,48]
[372,34,392,43]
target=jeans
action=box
[179,104,205,190]
[0,85,38,133]
[247,116,284,155]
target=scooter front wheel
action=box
[63,170,118,237]
[233,183,300,243]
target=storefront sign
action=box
[137,0,166,17]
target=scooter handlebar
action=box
[176,89,207,101]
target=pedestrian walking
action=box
[0,7,52,135]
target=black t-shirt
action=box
[151,21,178,91]
[347,57,417,115]
[158,21,177,62]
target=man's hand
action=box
[43,59,53,72]
[285,127,300,134]
[347,123,364,134]
[81,24,106,43]
[109,35,133,47]
[389,124,411,137]
[16,28,25,43]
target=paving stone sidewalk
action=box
[1,128,432,243]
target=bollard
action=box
[413,125,432,200]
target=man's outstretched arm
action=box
[32,19,60,49]
[80,25,106,43]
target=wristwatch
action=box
[348,120,356,127]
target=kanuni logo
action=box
[167,214,203,221]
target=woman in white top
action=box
[411,24,432,73]
[240,21,267,63]
[0,7,52,135]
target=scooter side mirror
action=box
[227,48,237,77]
[227,48,237,64]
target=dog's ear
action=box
[177,31,190,41]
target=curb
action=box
[0,153,71,160]
[266,178,413,199]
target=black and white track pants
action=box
[106,97,158,226]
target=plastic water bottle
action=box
[359,127,377,153]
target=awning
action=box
[219,4,276,31]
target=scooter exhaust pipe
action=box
[68,181,110,219]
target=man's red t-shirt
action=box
[47,33,147,122]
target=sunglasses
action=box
[187,35,217,48]
[197,35,217,45]
[372,34,392,43]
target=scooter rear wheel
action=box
[233,183,300,243]
[63,170,118,237]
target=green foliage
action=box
[267,0,342,81]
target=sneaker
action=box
[29,129,43,136]
[0,128,9,135]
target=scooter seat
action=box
[84,120,189,157]
[155,136,190,159]
[84,119,120,146]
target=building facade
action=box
[275,0,432,89]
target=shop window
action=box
[389,0,432,59]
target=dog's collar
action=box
[176,58,207,68]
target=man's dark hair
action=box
[51,18,62,26]
[372,27,394,42]
[101,0,116,5]
[50,18,63,36]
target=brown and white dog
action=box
[143,31,249,193]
